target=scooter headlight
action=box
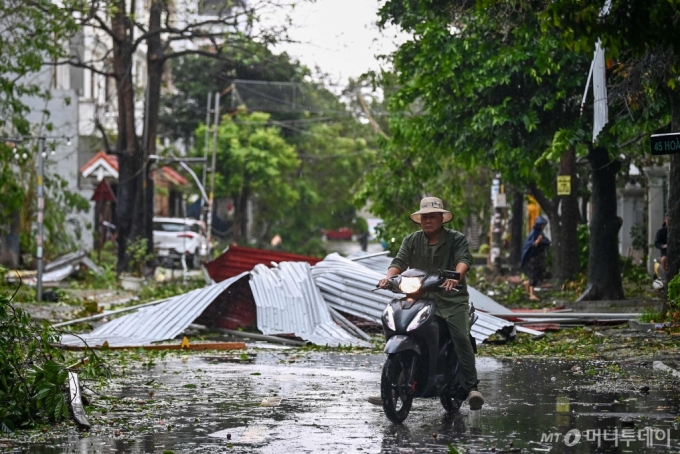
[399,276,422,294]
[383,305,396,331]
[406,306,432,332]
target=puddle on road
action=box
[7,352,680,453]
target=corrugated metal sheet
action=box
[311,253,515,344]
[249,261,369,347]
[313,253,392,323]
[60,273,249,347]
[194,276,257,330]
[472,312,515,344]
[349,251,514,315]
[205,245,321,282]
[592,39,608,142]
[347,251,394,274]
[16,250,102,286]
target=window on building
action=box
[197,0,244,16]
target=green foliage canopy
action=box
[194,111,300,239]
[360,0,597,251]
[0,0,79,134]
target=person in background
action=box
[521,216,551,301]
[655,215,668,273]
[359,230,369,252]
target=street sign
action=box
[651,132,680,155]
[557,175,571,196]
[494,193,506,208]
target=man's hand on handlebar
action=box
[377,278,390,288]
[441,279,459,291]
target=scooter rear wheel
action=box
[380,353,414,424]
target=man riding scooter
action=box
[368,196,484,411]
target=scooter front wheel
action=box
[440,389,464,414]
[380,353,415,424]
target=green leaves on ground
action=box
[0,278,66,427]
[32,361,69,422]
[0,270,107,428]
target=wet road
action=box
[9,348,680,453]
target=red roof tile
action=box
[205,246,322,282]
[79,151,118,174]
[159,166,189,186]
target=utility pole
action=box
[206,92,220,249]
[201,92,213,224]
[490,176,506,275]
[36,137,45,302]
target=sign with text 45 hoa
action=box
[651,132,680,155]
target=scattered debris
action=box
[250,261,369,347]
[58,273,249,347]
[488,312,640,322]
[67,372,90,429]
[53,296,172,328]
[652,361,680,379]
[59,340,246,351]
[6,250,102,287]
[58,251,529,348]
[212,328,307,346]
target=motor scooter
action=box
[378,268,478,424]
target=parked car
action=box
[322,227,354,241]
[153,217,209,269]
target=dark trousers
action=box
[439,309,479,391]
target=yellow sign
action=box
[557,175,571,196]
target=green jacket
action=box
[390,228,473,316]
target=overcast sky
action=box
[271,0,406,88]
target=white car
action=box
[153,217,210,269]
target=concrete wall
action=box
[617,184,645,258]
[22,67,95,250]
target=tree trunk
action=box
[508,189,524,271]
[113,1,142,273]
[577,146,625,301]
[239,189,249,241]
[232,190,248,245]
[580,192,590,224]
[142,0,165,260]
[0,211,20,268]
[556,149,580,282]
[667,88,680,283]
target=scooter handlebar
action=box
[438,269,461,280]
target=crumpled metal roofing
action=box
[8,250,103,286]
[312,253,515,344]
[59,273,248,347]
[346,251,394,274]
[348,251,512,315]
[312,253,392,324]
[249,261,369,347]
[205,245,321,282]
[45,250,101,274]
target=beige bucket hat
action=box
[410,196,453,224]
